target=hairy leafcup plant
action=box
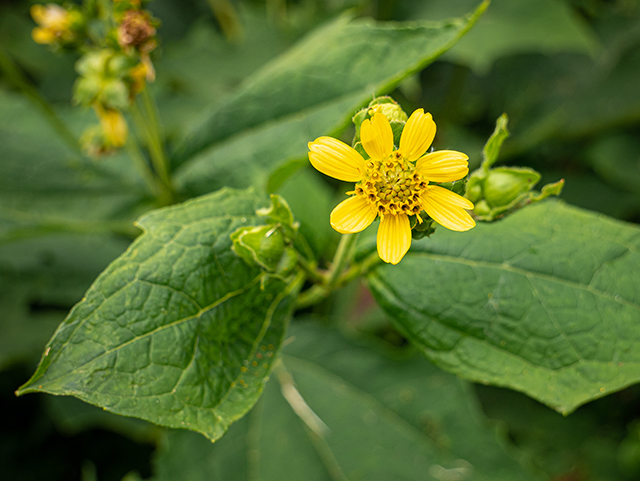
[5,0,640,478]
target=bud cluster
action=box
[30,1,160,155]
[466,114,564,221]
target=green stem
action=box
[294,233,366,309]
[336,252,382,286]
[141,87,171,183]
[295,285,329,310]
[325,233,359,288]
[130,96,175,204]
[125,137,163,199]
[0,47,80,153]
[296,253,325,285]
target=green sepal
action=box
[475,179,565,221]
[390,120,405,147]
[353,141,368,160]
[258,247,299,290]
[231,225,286,272]
[410,213,437,240]
[481,113,510,171]
[438,177,467,197]
[276,247,298,277]
[256,194,299,242]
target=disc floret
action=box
[355,156,427,218]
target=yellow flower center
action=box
[355,152,428,217]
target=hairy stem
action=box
[130,92,175,204]
[325,233,359,288]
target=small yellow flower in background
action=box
[30,4,74,45]
[308,109,475,265]
[95,105,128,148]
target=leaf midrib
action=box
[405,251,640,312]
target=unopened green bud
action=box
[275,247,298,277]
[473,199,491,216]
[231,225,286,272]
[483,167,541,208]
[256,194,299,242]
[465,174,483,203]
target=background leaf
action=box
[172,2,488,195]
[17,188,302,441]
[147,322,537,481]
[0,234,129,371]
[0,90,149,243]
[397,0,599,74]
[365,200,640,414]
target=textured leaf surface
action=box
[366,201,640,413]
[149,323,536,480]
[17,188,302,441]
[173,2,488,195]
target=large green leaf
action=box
[149,322,537,480]
[365,200,640,414]
[173,2,488,195]
[17,188,303,441]
[398,0,599,74]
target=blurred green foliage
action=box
[2,0,640,479]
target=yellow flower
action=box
[308,110,475,265]
[94,105,128,148]
[30,4,74,45]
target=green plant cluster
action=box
[2,0,640,480]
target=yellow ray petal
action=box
[330,196,378,234]
[308,137,366,182]
[416,150,469,183]
[377,213,411,265]
[399,109,436,162]
[421,186,475,232]
[361,112,393,161]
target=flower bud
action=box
[256,194,299,243]
[483,167,541,208]
[231,225,286,272]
